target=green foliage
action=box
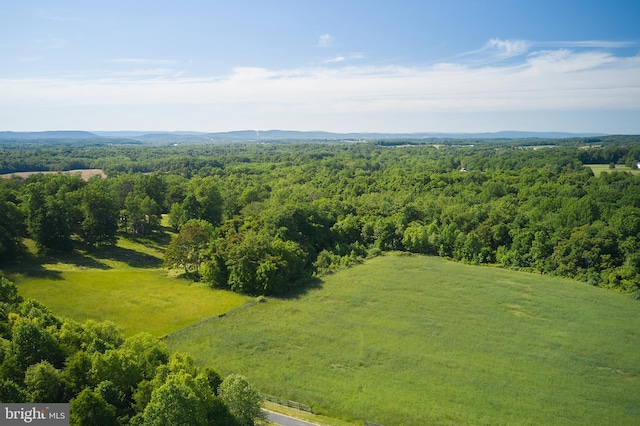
[164,219,214,276]
[23,181,74,253]
[0,276,22,305]
[90,348,143,398]
[69,388,118,426]
[0,378,28,402]
[80,183,119,246]
[10,317,64,369]
[5,138,640,423]
[0,198,24,262]
[79,320,124,354]
[169,177,223,229]
[62,351,93,397]
[24,361,63,402]
[218,374,264,426]
[4,138,640,294]
[139,373,208,426]
[212,230,311,295]
[120,333,169,380]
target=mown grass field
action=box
[3,235,249,337]
[166,254,640,425]
[587,163,640,176]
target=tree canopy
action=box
[1,136,640,296]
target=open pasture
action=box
[587,163,640,176]
[166,254,640,425]
[4,236,249,337]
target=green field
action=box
[166,254,640,425]
[3,236,249,337]
[587,163,640,176]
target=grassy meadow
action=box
[166,254,640,425]
[587,163,640,176]
[3,235,249,337]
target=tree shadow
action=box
[44,250,112,270]
[2,253,67,280]
[2,264,65,281]
[279,277,324,300]
[121,230,172,254]
[171,271,201,282]
[86,245,162,269]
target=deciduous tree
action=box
[164,219,214,277]
[218,374,264,426]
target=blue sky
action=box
[1,0,639,133]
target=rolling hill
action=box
[166,254,640,425]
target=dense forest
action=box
[1,136,640,297]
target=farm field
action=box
[3,236,249,337]
[586,163,640,176]
[166,254,640,426]
[0,168,106,180]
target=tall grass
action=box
[166,254,640,425]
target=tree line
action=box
[1,138,640,296]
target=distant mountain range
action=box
[0,131,101,140]
[0,129,608,142]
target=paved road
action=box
[263,409,320,426]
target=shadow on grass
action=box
[86,245,162,269]
[2,265,64,281]
[4,240,162,277]
[47,250,112,270]
[279,277,324,300]
[120,229,172,253]
[171,271,202,283]
[2,252,68,280]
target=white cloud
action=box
[322,53,365,64]
[486,38,531,56]
[317,34,333,47]
[1,40,639,132]
[323,56,345,64]
[525,49,618,73]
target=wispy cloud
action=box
[37,8,83,22]
[322,53,365,64]
[323,56,345,64]
[317,34,333,47]
[106,58,179,66]
[541,40,638,49]
[453,38,637,68]
[460,38,532,63]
